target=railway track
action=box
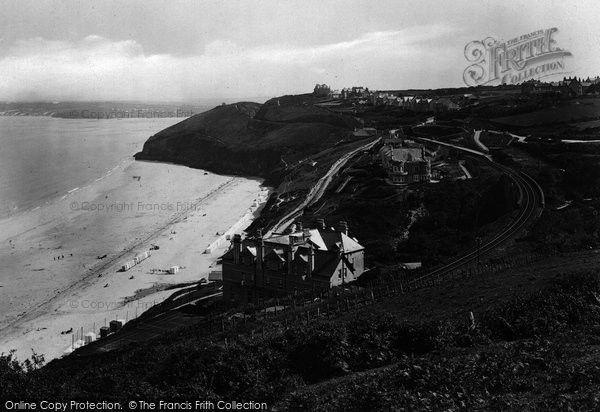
[410,140,543,284]
[266,136,380,236]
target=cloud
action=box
[0,26,460,101]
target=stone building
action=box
[222,220,365,303]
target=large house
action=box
[552,77,584,97]
[521,79,555,95]
[222,220,365,304]
[379,138,431,185]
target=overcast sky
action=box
[1,0,599,102]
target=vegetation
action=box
[134,98,361,186]
[514,141,600,252]
[397,173,515,266]
[4,273,600,410]
[6,91,600,409]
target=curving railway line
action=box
[410,139,544,284]
[265,136,381,237]
[266,133,543,286]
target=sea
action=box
[0,116,185,220]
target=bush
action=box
[287,327,351,383]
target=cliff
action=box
[134,96,361,185]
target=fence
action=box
[168,252,544,347]
[71,251,543,356]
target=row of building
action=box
[222,220,365,304]
[521,76,600,97]
[331,86,464,112]
[314,84,465,112]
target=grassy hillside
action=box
[4,268,600,410]
[492,99,600,127]
[135,97,361,185]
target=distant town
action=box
[314,75,600,111]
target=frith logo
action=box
[463,28,572,86]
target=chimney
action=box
[338,220,348,235]
[303,228,311,240]
[316,218,326,231]
[287,244,296,275]
[308,243,315,276]
[256,231,264,271]
[295,220,303,233]
[233,234,242,264]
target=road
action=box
[411,137,543,284]
[472,129,489,152]
[266,136,381,236]
[458,160,472,179]
[415,136,493,161]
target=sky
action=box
[0,0,599,102]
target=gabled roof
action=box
[241,246,256,256]
[221,248,234,260]
[263,228,363,254]
[264,248,285,262]
[297,254,308,263]
[306,229,327,250]
[320,231,364,253]
[390,148,424,163]
[312,254,342,278]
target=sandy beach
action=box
[0,159,268,361]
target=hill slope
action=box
[4,267,600,410]
[134,97,361,185]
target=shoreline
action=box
[0,159,270,361]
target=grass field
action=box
[572,119,600,130]
[492,99,600,127]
